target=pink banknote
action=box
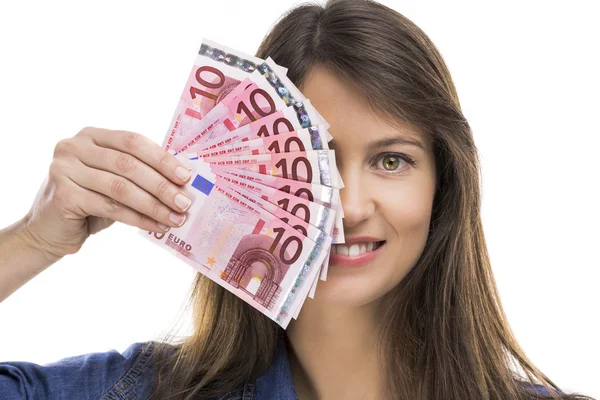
[196,127,330,158]
[182,97,331,155]
[212,165,344,244]
[216,178,332,247]
[140,157,327,328]
[146,38,359,325]
[193,183,327,327]
[214,172,335,236]
[218,178,333,297]
[217,170,334,304]
[203,150,342,189]
[190,107,324,155]
[175,70,291,154]
[162,39,287,151]
[215,171,337,284]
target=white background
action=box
[0,0,598,397]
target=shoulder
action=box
[0,341,163,400]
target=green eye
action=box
[373,152,416,174]
[382,155,401,170]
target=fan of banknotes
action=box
[140,39,344,329]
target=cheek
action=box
[379,182,434,238]
[376,181,434,286]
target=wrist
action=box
[15,214,63,265]
[0,215,62,303]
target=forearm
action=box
[0,216,61,303]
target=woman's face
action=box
[301,67,437,308]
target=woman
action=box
[0,0,594,399]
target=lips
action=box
[331,241,385,256]
[329,237,386,268]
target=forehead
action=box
[300,66,431,151]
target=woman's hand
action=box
[21,126,193,259]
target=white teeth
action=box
[332,241,383,257]
[339,245,349,256]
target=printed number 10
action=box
[268,227,302,265]
[189,66,224,101]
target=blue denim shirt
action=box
[0,339,554,399]
[0,339,298,400]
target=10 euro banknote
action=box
[140,38,344,328]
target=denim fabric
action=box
[0,338,555,399]
[0,339,298,400]
[0,341,157,399]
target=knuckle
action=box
[158,153,172,168]
[48,158,74,182]
[53,139,75,157]
[155,179,170,197]
[105,197,123,215]
[123,132,144,152]
[114,153,137,174]
[110,177,129,199]
[76,126,95,137]
[138,212,150,227]
[150,199,163,218]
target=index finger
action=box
[80,127,192,185]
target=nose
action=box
[338,168,376,228]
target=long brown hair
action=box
[147,1,595,399]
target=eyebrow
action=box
[367,136,425,151]
[328,135,425,151]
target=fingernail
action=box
[157,222,170,232]
[170,212,186,226]
[175,166,191,182]
[174,193,192,212]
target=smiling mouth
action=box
[331,240,386,257]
